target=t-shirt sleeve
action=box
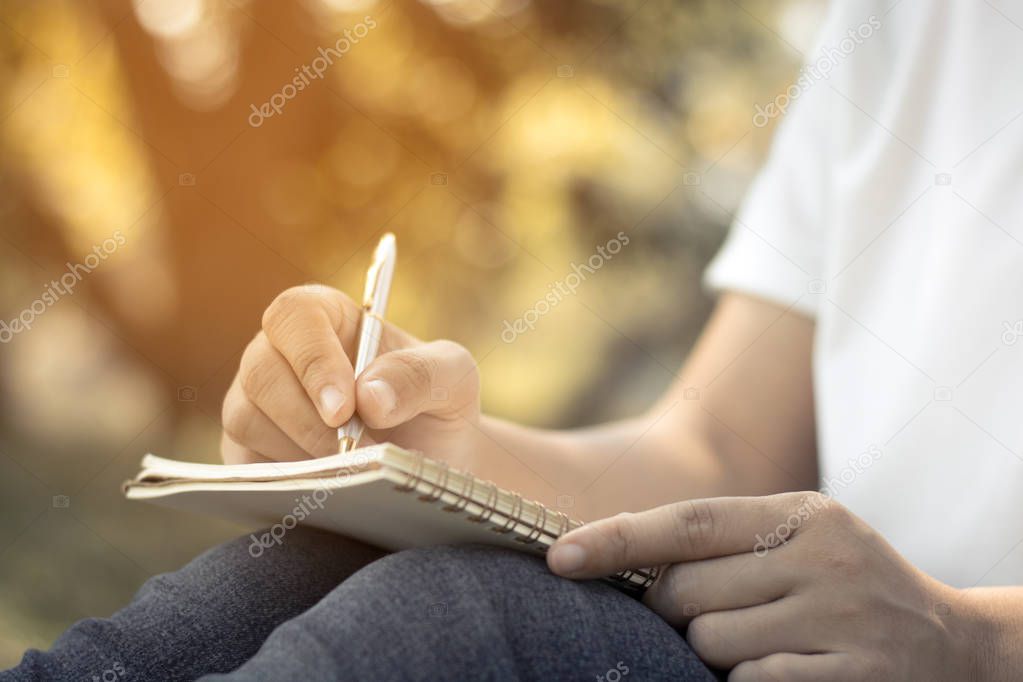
[702,71,836,318]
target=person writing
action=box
[8,0,1022,679]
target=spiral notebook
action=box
[123,443,658,592]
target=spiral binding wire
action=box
[555,510,573,537]
[442,470,475,513]
[467,481,499,524]
[515,502,546,544]
[392,451,658,592]
[395,451,426,493]
[418,461,450,503]
[490,493,524,534]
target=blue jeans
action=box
[3,528,714,681]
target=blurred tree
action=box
[0,0,810,661]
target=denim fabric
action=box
[3,530,713,681]
[4,528,384,681]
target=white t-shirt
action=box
[704,0,1023,588]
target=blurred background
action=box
[0,0,824,664]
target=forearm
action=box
[466,294,819,521]
[469,408,773,521]
[959,586,1023,680]
[552,410,734,520]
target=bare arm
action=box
[463,293,818,520]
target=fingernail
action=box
[548,543,587,575]
[365,379,396,416]
[319,386,346,419]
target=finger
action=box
[221,376,310,461]
[644,550,796,627]
[261,285,360,427]
[686,599,815,669]
[547,492,825,578]
[261,285,382,427]
[729,653,854,682]
[262,285,418,426]
[355,340,479,430]
[240,332,339,457]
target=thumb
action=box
[355,340,479,429]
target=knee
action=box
[177,526,382,593]
[358,544,548,594]
[209,524,371,566]
[221,546,569,679]
[319,544,556,631]
[334,544,630,632]
[282,546,710,681]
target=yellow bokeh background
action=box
[0,0,822,663]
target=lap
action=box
[5,534,715,681]
[3,527,383,682]
[209,544,714,682]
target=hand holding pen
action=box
[220,233,482,465]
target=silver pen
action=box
[338,233,397,453]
